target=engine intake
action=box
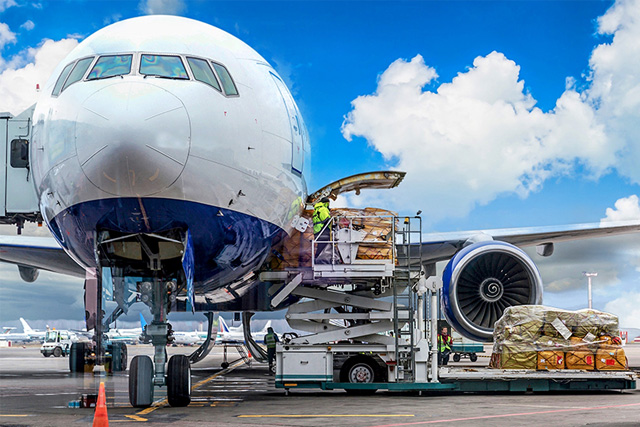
[442,241,543,342]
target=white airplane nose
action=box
[75,81,191,197]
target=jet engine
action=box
[18,265,39,283]
[442,241,543,342]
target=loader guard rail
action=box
[311,213,397,269]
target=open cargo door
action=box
[307,171,405,205]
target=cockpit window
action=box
[187,57,221,91]
[140,55,188,79]
[62,57,94,91]
[87,55,133,80]
[211,62,238,96]
[52,63,74,96]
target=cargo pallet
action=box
[270,213,637,394]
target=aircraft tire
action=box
[112,342,128,371]
[167,354,191,407]
[69,342,85,372]
[129,355,154,407]
[53,346,62,357]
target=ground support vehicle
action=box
[40,330,77,357]
[450,341,483,363]
[276,343,636,392]
[271,214,637,394]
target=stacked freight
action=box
[489,306,627,371]
[269,207,397,269]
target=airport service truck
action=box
[262,213,636,394]
[41,330,79,357]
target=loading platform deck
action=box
[277,367,637,393]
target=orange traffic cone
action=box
[92,382,108,427]
[248,351,252,358]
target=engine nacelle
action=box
[18,265,39,283]
[442,241,543,342]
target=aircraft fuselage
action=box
[30,16,309,301]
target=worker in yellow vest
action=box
[312,197,331,262]
[264,327,279,373]
[438,326,453,366]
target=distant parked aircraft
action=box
[107,313,147,344]
[216,316,271,344]
[20,318,48,340]
[0,326,30,342]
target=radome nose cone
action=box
[76,82,191,197]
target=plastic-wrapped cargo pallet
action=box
[489,306,627,371]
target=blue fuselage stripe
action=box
[49,197,283,290]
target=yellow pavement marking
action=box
[137,405,160,416]
[124,415,148,422]
[133,358,246,419]
[190,358,246,391]
[238,414,415,418]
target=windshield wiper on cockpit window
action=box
[88,74,125,81]
[143,74,189,80]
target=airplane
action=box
[0,326,30,342]
[20,318,48,341]
[0,15,639,407]
[172,330,205,346]
[106,313,147,344]
[216,316,272,344]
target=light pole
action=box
[583,272,597,309]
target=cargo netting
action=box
[489,305,627,370]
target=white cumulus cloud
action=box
[604,291,640,328]
[341,53,609,223]
[0,0,16,12]
[601,195,640,223]
[0,22,16,50]
[20,20,35,31]
[341,0,640,224]
[138,0,186,15]
[0,38,78,115]
[587,0,640,185]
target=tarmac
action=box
[0,343,639,426]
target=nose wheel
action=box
[128,344,192,408]
[167,355,191,407]
[129,355,154,407]
[130,277,192,407]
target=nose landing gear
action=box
[131,279,191,408]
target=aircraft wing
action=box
[0,235,85,278]
[415,220,640,264]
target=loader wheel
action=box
[340,356,379,395]
[53,347,62,357]
[453,353,461,363]
[470,353,478,362]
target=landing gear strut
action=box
[82,231,194,407]
[133,277,191,407]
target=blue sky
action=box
[1,0,640,331]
